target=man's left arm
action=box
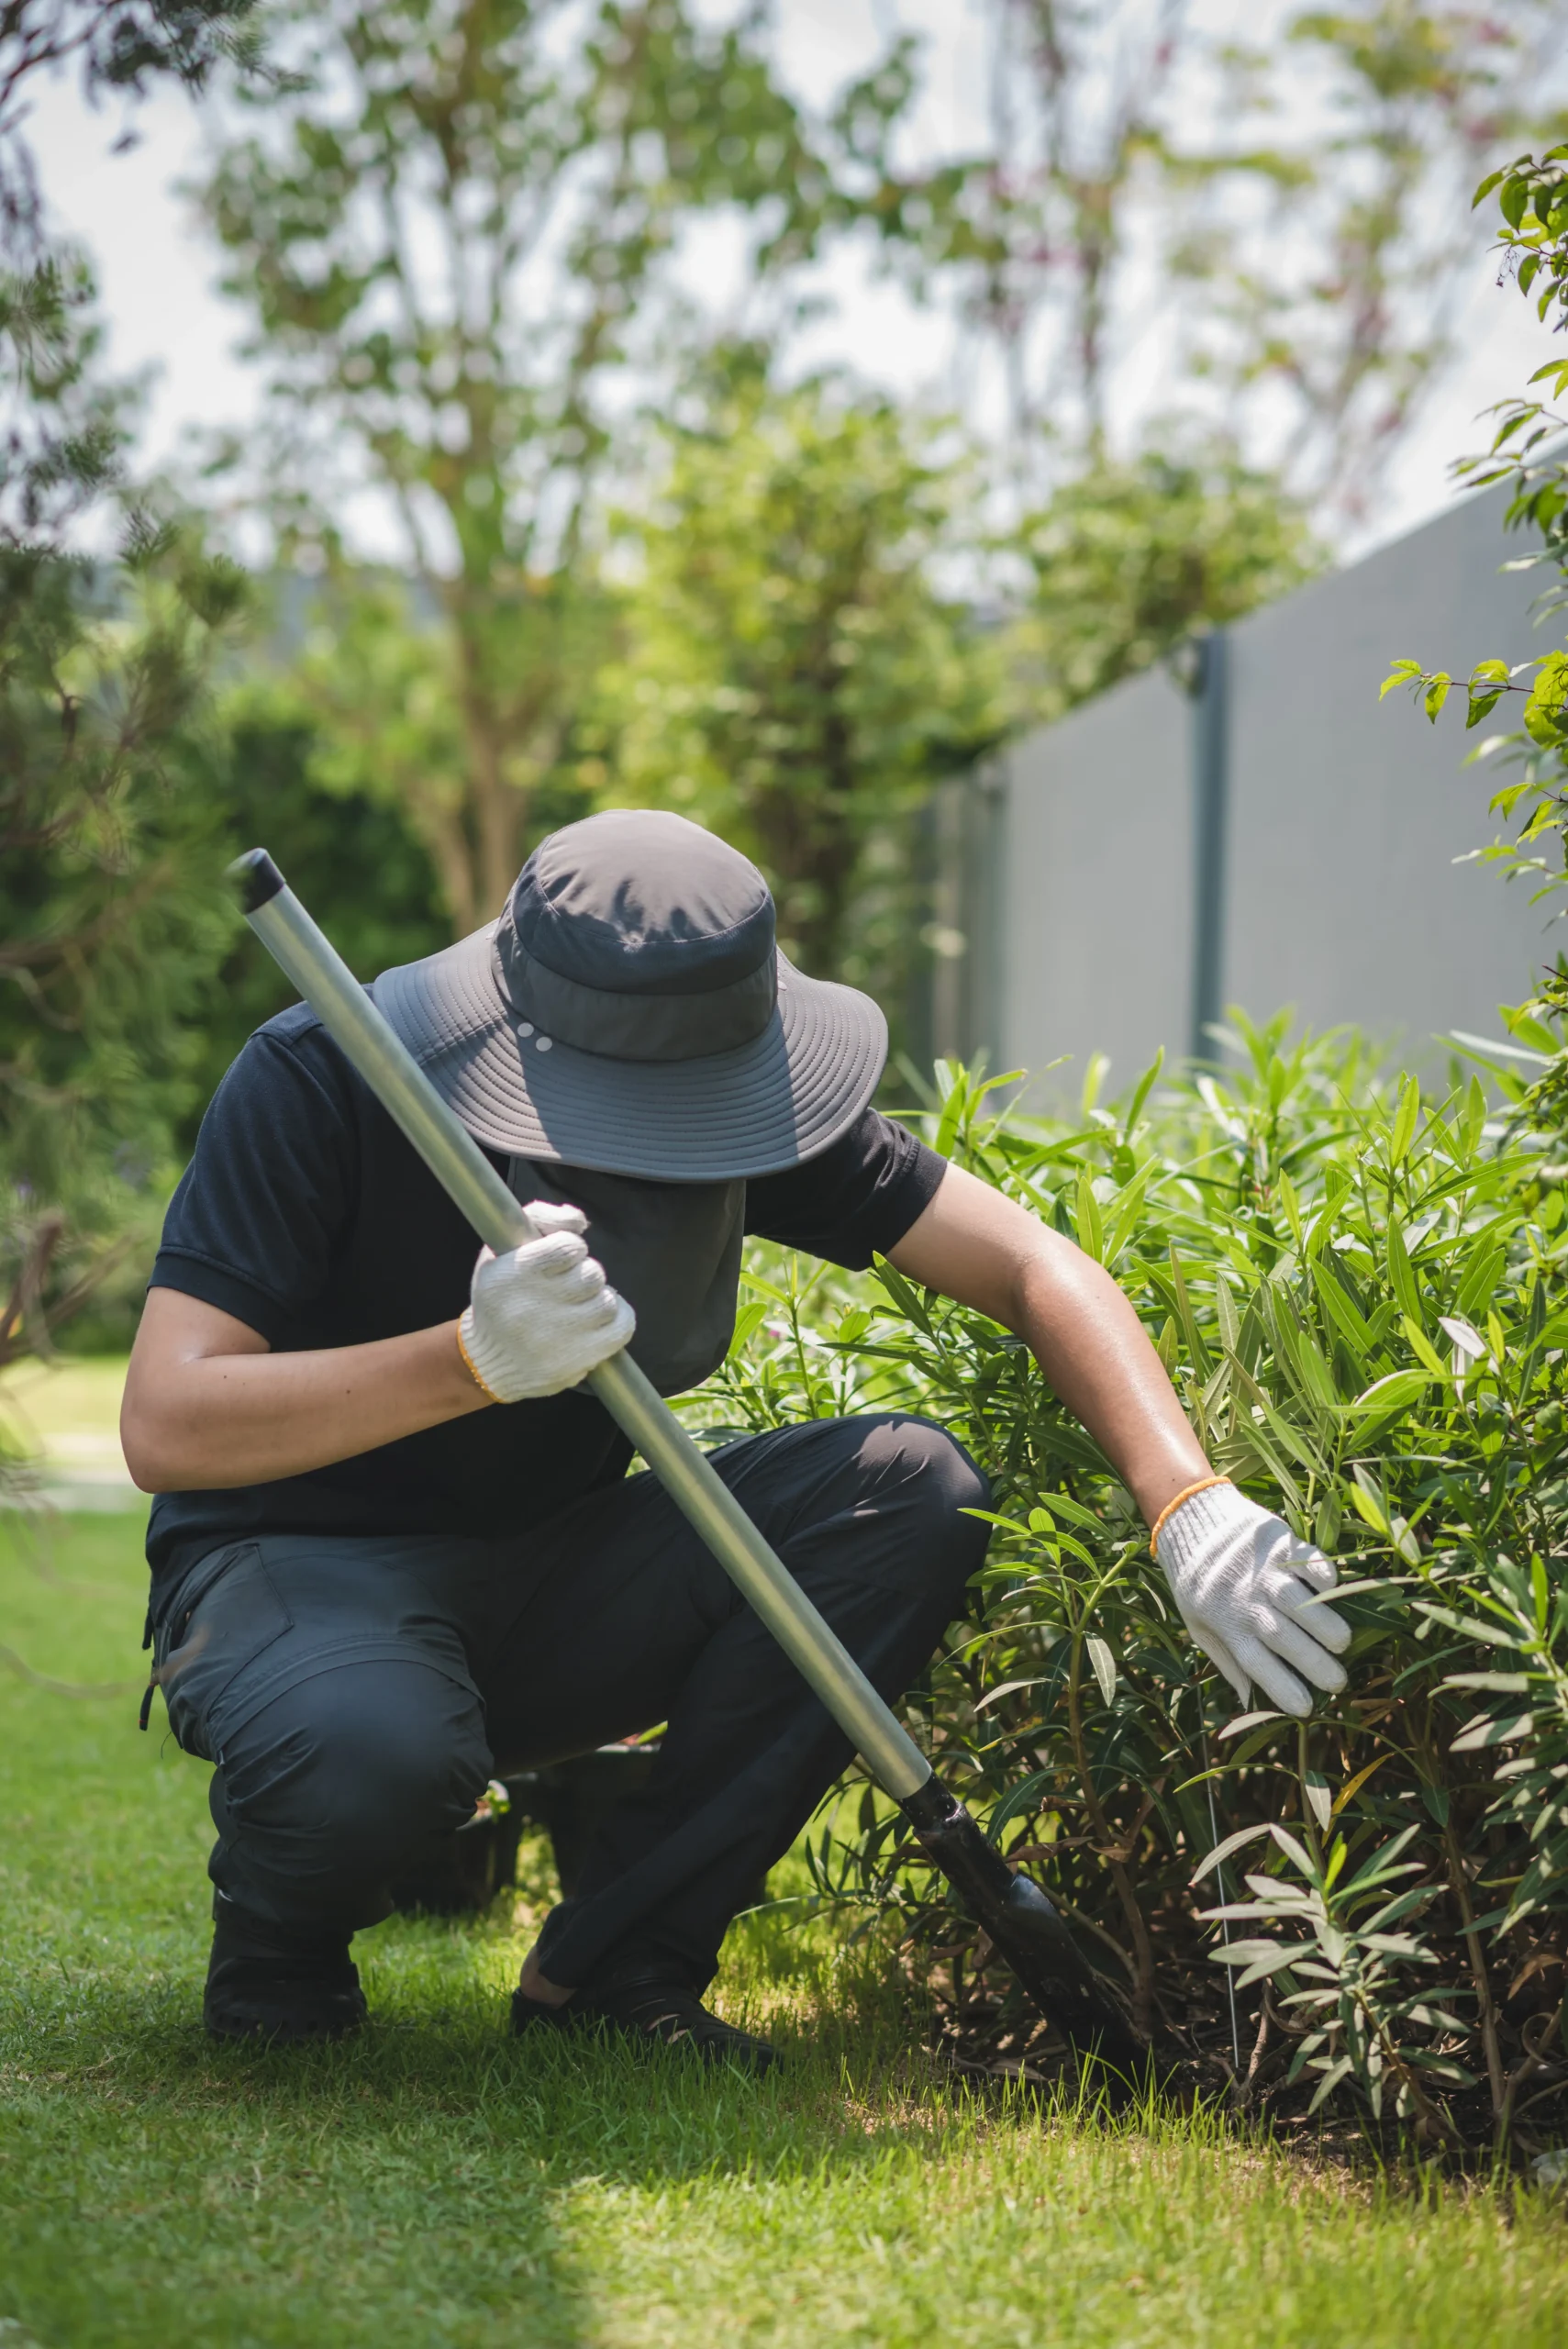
[887,1163,1207,1527]
[888,1162,1351,1718]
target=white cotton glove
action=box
[1156,1481,1351,1720]
[457,1203,635,1404]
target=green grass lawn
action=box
[0,1356,138,1512]
[3,1511,1566,2348]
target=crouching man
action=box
[121,810,1351,2065]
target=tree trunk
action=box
[473,719,525,926]
[415,799,479,940]
[749,691,857,978]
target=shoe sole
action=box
[205,2003,367,2045]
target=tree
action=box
[0,272,250,1367]
[1005,447,1326,718]
[199,0,917,931]
[0,1,258,1399]
[0,1,260,245]
[1210,4,1568,522]
[891,1,1568,528]
[597,373,1000,995]
[594,399,1314,1014]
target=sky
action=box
[34,0,1559,569]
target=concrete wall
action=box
[972,482,1552,1104]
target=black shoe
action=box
[511,1969,775,2074]
[204,1896,367,2044]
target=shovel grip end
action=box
[229,848,286,915]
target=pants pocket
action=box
[157,1544,293,1763]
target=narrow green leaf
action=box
[1451,1711,1534,1752]
[1167,1247,1211,1377]
[1191,1821,1275,1886]
[1122,1047,1164,1137]
[1386,1219,1422,1323]
[1215,1276,1240,1356]
[1085,1635,1118,1707]
[1267,1824,1317,1877]
[1311,1259,1374,1357]
[1074,1167,1104,1262]
[1401,1314,1449,1378]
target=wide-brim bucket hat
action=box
[371,808,887,1180]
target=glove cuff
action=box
[1150,1475,1231,1561]
[456,1310,506,1406]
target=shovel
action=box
[231,847,1143,2079]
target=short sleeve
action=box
[745,1109,947,1271]
[149,1013,358,1346]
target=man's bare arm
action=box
[120,1289,489,1493]
[887,1163,1210,1530]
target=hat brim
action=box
[371,924,888,1180]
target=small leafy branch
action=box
[1384,144,1568,1132]
[1478,146,1568,337]
[1379,646,1568,920]
[1197,1813,1473,2144]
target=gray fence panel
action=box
[973,481,1555,1101]
[997,661,1193,1107]
[1223,485,1551,1068]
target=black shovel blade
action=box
[900,1776,1145,2080]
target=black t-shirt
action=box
[144,1004,946,1598]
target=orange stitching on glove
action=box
[1150,1475,1232,1560]
[456,1316,504,1405]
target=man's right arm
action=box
[121,1204,638,1491]
[123,1019,634,1493]
[119,1290,492,1493]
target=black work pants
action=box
[154,1414,990,1992]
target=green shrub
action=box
[695,1022,1568,2154]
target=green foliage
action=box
[1006,450,1326,718]
[1478,144,1568,334]
[698,1034,1568,2150]
[0,4,261,246]
[0,504,249,1159]
[0,0,266,1397]
[0,254,250,1381]
[2,662,449,1377]
[198,0,931,930]
[242,575,600,937]
[0,518,248,1331]
[598,373,1000,993]
[172,695,451,1132]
